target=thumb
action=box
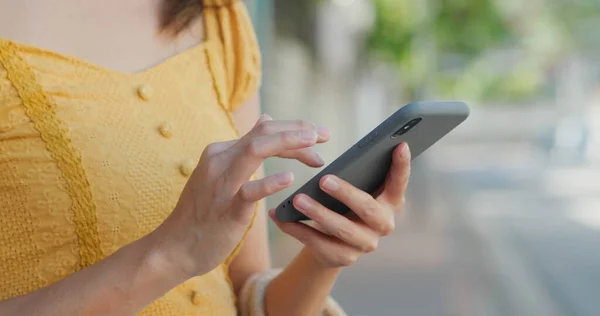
[378,143,411,208]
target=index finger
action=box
[250,119,330,143]
[377,143,411,209]
[225,129,320,187]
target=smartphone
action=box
[274,101,470,222]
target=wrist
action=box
[142,226,198,282]
[299,247,343,275]
[264,248,341,316]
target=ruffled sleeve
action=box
[203,0,262,112]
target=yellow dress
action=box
[0,1,260,315]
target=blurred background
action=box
[246,0,600,315]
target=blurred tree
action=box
[367,0,600,103]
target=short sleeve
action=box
[203,0,262,112]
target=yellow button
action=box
[137,84,152,101]
[159,122,173,139]
[191,291,203,306]
[180,159,196,177]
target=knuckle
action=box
[360,199,380,220]
[337,253,357,267]
[363,240,379,253]
[334,225,354,241]
[263,179,278,195]
[280,131,296,145]
[204,143,220,156]
[245,139,262,157]
[255,121,272,135]
[230,208,255,227]
[402,175,411,188]
[237,185,254,202]
[295,119,315,130]
[401,167,411,182]
[394,202,405,214]
[380,220,395,236]
[203,156,220,174]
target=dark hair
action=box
[161,0,231,35]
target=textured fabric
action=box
[0,1,260,315]
[238,269,347,316]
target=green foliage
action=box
[435,0,513,56]
[367,0,600,103]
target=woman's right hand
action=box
[151,115,329,278]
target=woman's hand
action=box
[152,115,330,277]
[269,143,411,268]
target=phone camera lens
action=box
[393,117,422,137]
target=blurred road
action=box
[450,161,600,316]
[335,145,600,316]
[270,142,600,316]
[266,107,600,316]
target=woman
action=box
[0,0,411,315]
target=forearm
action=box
[0,233,189,316]
[265,247,340,316]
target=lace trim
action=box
[0,39,103,269]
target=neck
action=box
[0,0,205,74]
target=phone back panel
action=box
[275,101,470,222]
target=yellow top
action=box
[0,1,260,315]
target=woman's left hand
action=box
[269,143,411,268]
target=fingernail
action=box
[276,172,294,186]
[261,114,273,121]
[316,126,330,139]
[401,143,410,157]
[322,176,339,191]
[295,195,312,211]
[268,209,276,219]
[314,152,325,165]
[301,130,317,142]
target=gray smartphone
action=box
[274,101,470,222]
